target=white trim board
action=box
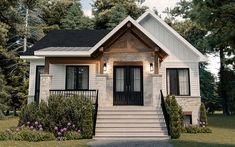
[137,9,207,62]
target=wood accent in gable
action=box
[113,61,143,66]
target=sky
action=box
[80,0,220,76]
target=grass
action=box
[0,117,90,147]
[171,114,235,147]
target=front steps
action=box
[94,106,169,140]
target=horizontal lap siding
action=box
[49,64,96,90]
[159,62,200,97]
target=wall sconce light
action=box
[150,63,153,72]
[103,63,107,72]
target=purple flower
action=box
[67,122,71,126]
[60,128,64,132]
[38,124,42,128]
[35,121,38,125]
[30,126,34,129]
[57,132,62,136]
[54,126,58,131]
[27,122,30,125]
[77,129,81,133]
[72,124,75,128]
[63,128,67,132]
[39,128,43,131]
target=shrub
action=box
[64,131,81,140]
[0,131,12,141]
[19,95,94,139]
[13,128,55,142]
[165,95,182,139]
[184,125,212,133]
[200,103,208,127]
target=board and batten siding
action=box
[139,15,200,62]
[49,64,97,90]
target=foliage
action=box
[183,125,212,134]
[92,0,147,29]
[168,0,235,115]
[200,103,208,127]
[0,131,11,141]
[64,131,81,140]
[165,95,183,139]
[19,95,94,139]
[13,128,55,142]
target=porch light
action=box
[150,63,153,72]
[103,63,107,72]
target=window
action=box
[35,66,44,104]
[167,68,190,96]
[184,115,192,126]
[66,66,89,90]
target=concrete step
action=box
[97,114,164,119]
[98,106,161,111]
[96,122,166,128]
[97,118,165,123]
[98,111,163,115]
[93,136,170,140]
[95,132,168,136]
[96,127,168,132]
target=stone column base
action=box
[39,74,52,103]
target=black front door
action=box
[113,66,143,105]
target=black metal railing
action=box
[49,89,99,135]
[160,90,170,136]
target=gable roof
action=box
[137,9,207,62]
[23,30,110,56]
[88,16,171,56]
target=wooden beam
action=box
[44,57,49,74]
[100,59,104,74]
[47,57,99,64]
[113,61,143,66]
[154,54,159,74]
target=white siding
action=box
[49,64,97,90]
[139,15,200,62]
[28,59,45,96]
[159,61,200,97]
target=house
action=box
[20,10,206,139]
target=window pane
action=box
[132,68,141,92]
[66,67,76,89]
[77,67,89,89]
[116,68,124,92]
[184,115,192,126]
[167,69,178,95]
[178,69,189,95]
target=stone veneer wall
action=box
[39,74,52,103]
[176,97,201,125]
[102,52,154,106]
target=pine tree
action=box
[200,103,208,127]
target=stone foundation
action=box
[96,74,108,106]
[176,96,201,125]
[152,74,162,107]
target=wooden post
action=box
[154,47,160,74]
[44,57,49,74]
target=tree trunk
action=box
[219,47,230,116]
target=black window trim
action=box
[184,114,192,125]
[166,68,191,96]
[65,65,89,90]
[35,65,45,103]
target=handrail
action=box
[160,90,170,136]
[49,89,99,135]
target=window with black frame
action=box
[66,66,89,90]
[167,68,190,96]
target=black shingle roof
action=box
[23,30,110,55]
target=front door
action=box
[113,66,143,105]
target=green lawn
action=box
[171,114,235,147]
[0,117,90,147]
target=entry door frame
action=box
[113,65,144,105]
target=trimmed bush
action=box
[19,102,38,124]
[81,97,93,139]
[184,125,212,133]
[64,131,81,140]
[200,103,208,127]
[13,128,55,142]
[165,95,182,139]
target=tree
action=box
[168,0,235,115]
[61,1,94,30]
[92,0,147,29]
